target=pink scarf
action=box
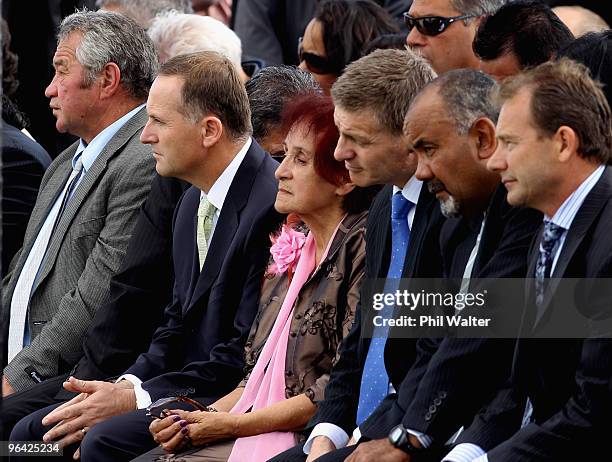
[228,220,342,462]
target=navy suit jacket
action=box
[124,140,283,402]
[455,167,612,461]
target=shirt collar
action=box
[72,104,144,172]
[546,164,605,229]
[393,175,423,205]
[200,137,252,210]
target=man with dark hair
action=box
[11,51,282,461]
[246,65,321,158]
[406,0,505,74]
[473,0,573,81]
[444,58,612,462]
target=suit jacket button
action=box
[439,391,447,399]
[429,405,437,413]
[285,370,293,377]
[434,398,442,405]
[424,412,432,421]
[290,331,297,337]
[295,313,302,320]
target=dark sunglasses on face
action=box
[297,37,341,75]
[403,12,478,36]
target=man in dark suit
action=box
[296,70,541,462]
[269,48,442,462]
[10,51,282,460]
[2,10,157,397]
[2,120,52,273]
[443,59,612,461]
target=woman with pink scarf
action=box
[135,91,378,461]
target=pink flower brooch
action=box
[268,224,307,277]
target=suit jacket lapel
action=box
[32,108,147,292]
[533,168,612,328]
[403,183,434,278]
[185,142,266,314]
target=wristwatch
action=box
[388,424,421,455]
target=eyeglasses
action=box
[403,13,478,37]
[297,37,342,75]
[145,396,207,420]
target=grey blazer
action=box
[2,107,156,392]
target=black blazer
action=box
[307,182,446,435]
[123,141,282,402]
[456,167,612,461]
[360,185,542,442]
[2,121,52,274]
[67,175,190,383]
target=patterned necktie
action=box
[356,192,413,425]
[535,221,565,306]
[196,196,216,270]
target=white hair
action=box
[148,12,242,71]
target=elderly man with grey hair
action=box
[1,7,157,424]
[96,0,192,27]
[147,11,250,81]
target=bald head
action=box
[553,5,609,37]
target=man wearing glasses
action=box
[405,0,505,74]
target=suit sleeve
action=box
[4,144,155,391]
[397,207,541,441]
[129,206,278,402]
[486,339,612,461]
[234,0,284,64]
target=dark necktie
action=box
[535,221,564,306]
[356,192,413,425]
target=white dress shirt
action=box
[8,104,144,363]
[443,165,605,462]
[119,137,253,409]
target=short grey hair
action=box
[59,10,159,101]
[332,48,436,135]
[425,69,499,134]
[95,0,193,27]
[148,12,242,70]
[451,0,506,16]
[245,66,321,141]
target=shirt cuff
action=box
[406,428,433,448]
[303,423,350,454]
[116,374,152,409]
[352,426,361,443]
[442,443,487,462]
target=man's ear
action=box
[200,116,224,148]
[555,126,580,163]
[98,62,121,99]
[472,117,498,161]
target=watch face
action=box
[390,427,403,444]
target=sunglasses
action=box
[297,37,342,75]
[403,13,477,36]
[145,396,208,420]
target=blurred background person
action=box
[405,0,504,75]
[559,30,612,110]
[553,5,609,37]
[473,0,573,81]
[298,0,400,94]
[1,18,52,275]
[246,65,321,159]
[95,0,193,27]
[234,0,407,67]
[147,11,251,80]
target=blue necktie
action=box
[356,192,413,425]
[535,221,564,306]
